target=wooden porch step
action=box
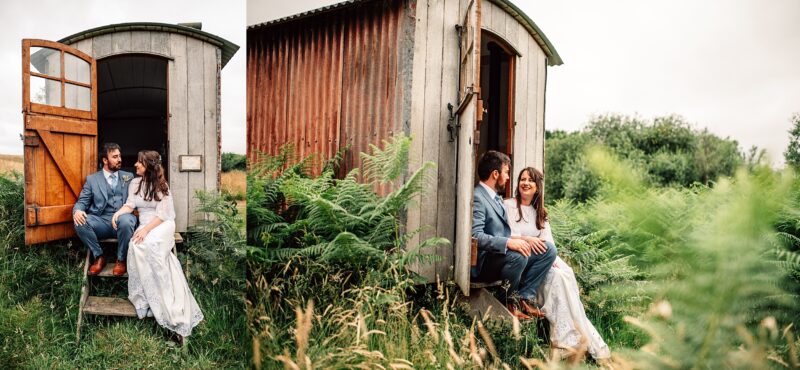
[470,280,503,289]
[83,296,137,317]
[95,263,127,278]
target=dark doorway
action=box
[97,54,168,178]
[478,33,515,197]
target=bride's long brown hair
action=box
[135,150,169,201]
[513,167,548,230]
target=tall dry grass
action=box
[0,154,22,174]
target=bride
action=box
[112,150,203,338]
[503,167,610,360]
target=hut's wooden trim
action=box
[95,51,174,61]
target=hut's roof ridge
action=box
[248,0,562,66]
[58,22,240,68]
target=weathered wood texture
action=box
[23,40,97,245]
[62,30,224,232]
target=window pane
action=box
[65,83,90,111]
[30,47,60,77]
[65,53,90,84]
[30,76,61,106]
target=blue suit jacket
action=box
[72,170,135,218]
[471,184,511,278]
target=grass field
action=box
[0,154,22,174]
[0,170,248,368]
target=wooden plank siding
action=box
[60,30,224,233]
[168,33,190,232]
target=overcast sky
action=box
[251,0,800,166]
[0,0,245,154]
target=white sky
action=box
[250,0,800,166]
[0,0,246,154]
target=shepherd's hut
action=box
[247,0,562,296]
[23,22,239,245]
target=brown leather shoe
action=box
[112,260,127,276]
[520,300,546,318]
[88,255,106,275]
[507,303,532,320]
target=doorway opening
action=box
[478,32,516,197]
[97,54,168,178]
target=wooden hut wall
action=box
[481,0,548,188]
[406,0,464,282]
[407,0,550,283]
[246,0,415,186]
[69,31,222,232]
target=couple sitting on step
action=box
[472,150,611,360]
[72,142,203,339]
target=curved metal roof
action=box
[248,0,562,66]
[58,22,239,68]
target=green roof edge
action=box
[57,22,240,68]
[487,0,563,66]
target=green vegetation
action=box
[0,175,248,368]
[222,152,247,172]
[247,127,800,368]
[545,114,741,202]
[785,113,800,169]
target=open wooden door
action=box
[22,39,97,245]
[454,0,481,296]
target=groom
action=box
[471,150,556,320]
[73,143,136,276]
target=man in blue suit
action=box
[472,150,556,320]
[73,143,137,276]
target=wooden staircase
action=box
[76,233,183,343]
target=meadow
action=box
[246,119,800,369]
[0,167,248,368]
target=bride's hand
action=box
[111,213,120,230]
[526,237,547,255]
[132,228,149,244]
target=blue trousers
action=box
[74,213,136,261]
[476,240,557,303]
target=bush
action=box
[221,152,246,172]
[545,114,742,202]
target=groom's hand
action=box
[73,210,87,226]
[507,239,531,257]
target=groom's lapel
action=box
[96,172,109,203]
[477,185,507,221]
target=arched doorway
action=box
[97,54,168,178]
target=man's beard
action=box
[108,162,122,171]
[496,181,507,193]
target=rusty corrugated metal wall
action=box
[247,0,414,180]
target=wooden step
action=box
[470,280,503,289]
[95,263,127,278]
[83,296,137,317]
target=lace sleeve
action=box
[124,179,138,209]
[155,190,176,222]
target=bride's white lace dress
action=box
[504,198,610,359]
[124,178,203,337]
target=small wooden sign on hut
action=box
[247,0,562,295]
[22,22,239,245]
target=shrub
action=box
[221,152,246,172]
